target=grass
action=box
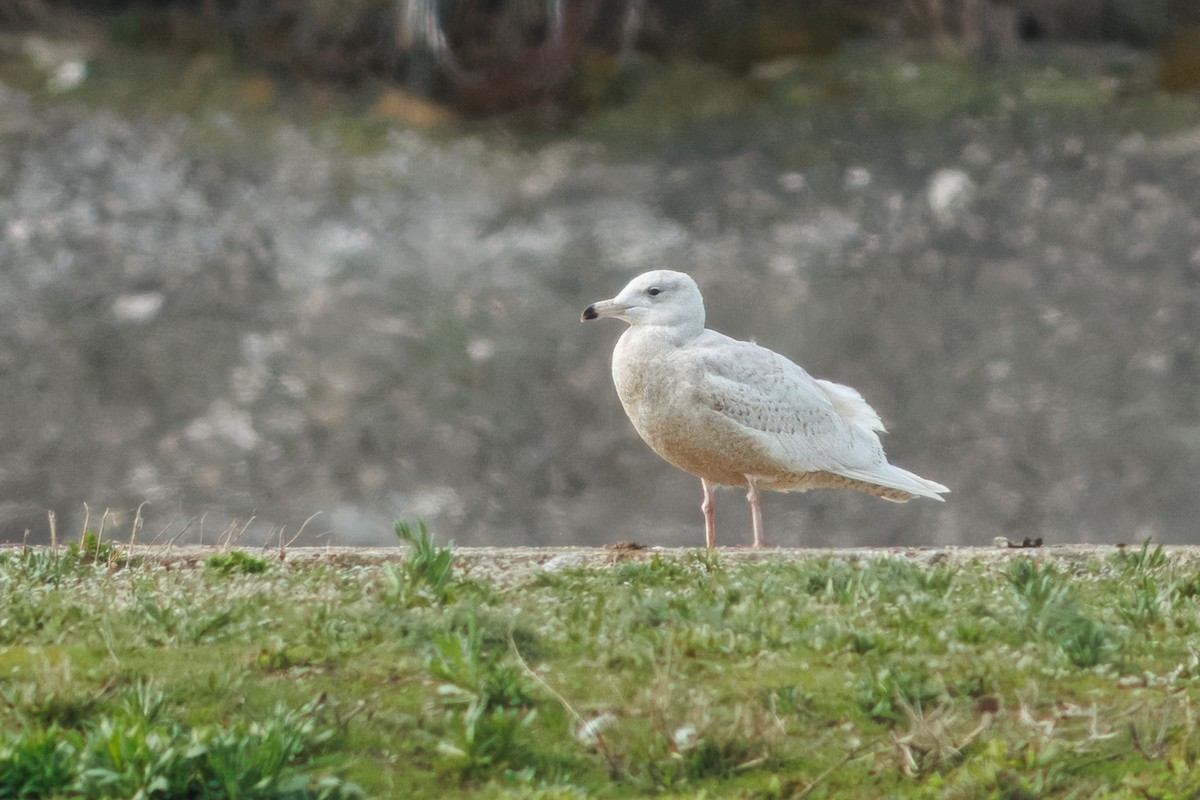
[1,530,1200,798]
[206,550,270,576]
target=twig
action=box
[142,516,179,570]
[97,506,109,546]
[278,512,321,561]
[219,517,255,551]
[510,634,580,721]
[128,502,148,559]
[157,515,203,558]
[795,752,855,799]
[509,633,622,776]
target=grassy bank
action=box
[2,527,1199,798]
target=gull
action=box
[582,270,948,548]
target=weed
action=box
[427,615,540,780]
[121,678,167,724]
[856,662,944,723]
[0,726,81,798]
[954,610,1001,645]
[846,631,888,655]
[1111,539,1169,575]
[1,683,360,799]
[799,556,950,605]
[1057,616,1114,668]
[643,734,761,789]
[1119,575,1163,627]
[303,602,368,660]
[0,594,53,646]
[611,553,692,586]
[0,533,139,587]
[1006,558,1066,617]
[134,593,248,646]
[805,559,864,603]
[206,549,269,576]
[689,548,723,574]
[437,700,537,781]
[199,704,335,798]
[1170,568,1200,601]
[918,564,959,594]
[428,616,534,711]
[0,548,79,585]
[383,520,456,608]
[1007,558,1119,668]
[0,682,100,730]
[67,529,125,566]
[763,684,815,717]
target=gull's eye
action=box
[647,287,661,297]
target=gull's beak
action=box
[581,298,628,322]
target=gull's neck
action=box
[622,319,704,348]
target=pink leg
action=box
[701,478,716,548]
[745,475,766,548]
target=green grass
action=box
[2,531,1200,798]
[206,550,270,576]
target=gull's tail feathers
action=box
[836,462,950,503]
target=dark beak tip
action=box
[581,305,598,322]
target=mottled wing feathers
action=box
[689,333,885,475]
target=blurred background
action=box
[1,0,1199,548]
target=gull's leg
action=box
[701,478,716,548]
[744,475,766,548]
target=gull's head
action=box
[581,270,705,335]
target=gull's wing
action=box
[686,332,887,475]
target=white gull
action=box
[582,270,948,548]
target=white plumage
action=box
[582,269,948,548]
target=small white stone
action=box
[111,292,165,324]
[466,338,495,361]
[845,167,872,190]
[778,172,806,192]
[673,724,698,751]
[927,169,976,225]
[541,553,585,572]
[48,60,87,93]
